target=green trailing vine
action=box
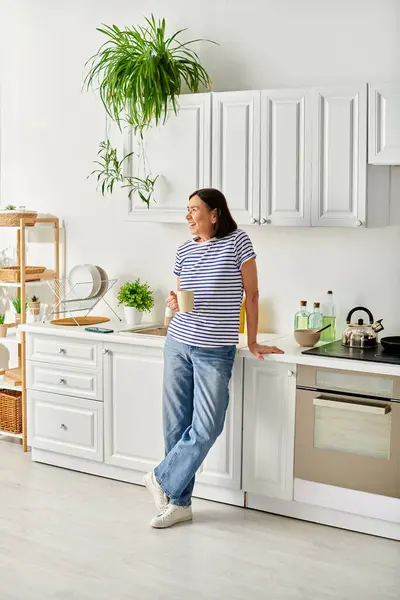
[122,174,159,208]
[88,140,132,196]
[85,15,214,207]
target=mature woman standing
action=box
[144,188,283,528]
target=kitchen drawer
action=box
[28,390,103,461]
[27,334,101,369]
[27,362,102,401]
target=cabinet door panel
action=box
[127,94,211,222]
[242,361,296,500]
[312,85,367,227]
[29,390,103,461]
[212,91,260,225]
[104,344,164,471]
[369,83,400,165]
[261,89,311,226]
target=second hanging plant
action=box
[85,15,215,207]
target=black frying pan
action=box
[380,337,400,354]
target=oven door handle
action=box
[313,396,391,415]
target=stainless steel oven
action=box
[295,366,400,498]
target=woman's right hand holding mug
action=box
[166,291,179,313]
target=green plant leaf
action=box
[117,278,154,311]
[84,14,216,132]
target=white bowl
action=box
[68,264,102,299]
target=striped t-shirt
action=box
[167,229,256,348]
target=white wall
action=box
[0,0,400,334]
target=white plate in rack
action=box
[68,264,102,299]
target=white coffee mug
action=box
[177,290,194,313]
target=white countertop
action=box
[19,321,400,377]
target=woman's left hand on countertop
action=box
[248,342,284,360]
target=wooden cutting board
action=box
[4,367,22,386]
[50,316,110,326]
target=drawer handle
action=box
[60,423,67,430]
[313,397,390,415]
[59,378,67,385]
[58,348,66,354]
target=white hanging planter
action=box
[123,306,143,327]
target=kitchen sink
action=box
[120,326,168,337]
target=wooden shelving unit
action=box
[0,214,60,450]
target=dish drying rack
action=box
[46,277,121,325]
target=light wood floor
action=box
[1,440,399,600]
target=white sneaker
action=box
[150,504,193,529]
[143,472,169,512]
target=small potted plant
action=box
[12,297,28,326]
[0,313,7,338]
[117,278,154,326]
[29,295,40,316]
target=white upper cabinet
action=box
[369,83,400,165]
[125,84,374,227]
[127,93,211,222]
[260,89,312,226]
[311,84,367,227]
[212,91,261,225]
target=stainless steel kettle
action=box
[342,306,384,348]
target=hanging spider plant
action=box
[84,15,214,132]
[88,140,133,195]
[123,174,159,209]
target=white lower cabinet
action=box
[103,341,243,490]
[103,343,165,472]
[29,390,103,461]
[196,358,243,490]
[242,360,296,500]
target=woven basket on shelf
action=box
[0,266,46,282]
[0,388,22,434]
[0,211,37,227]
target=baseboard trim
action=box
[31,449,399,540]
[32,449,245,506]
[246,492,400,541]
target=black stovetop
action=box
[302,340,400,365]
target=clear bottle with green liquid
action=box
[321,290,336,342]
[294,301,310,330]
[309,302,323,330]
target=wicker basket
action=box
[0,266,46,282]
[0,388,22,434]
[0,211,37,227]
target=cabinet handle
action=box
[60,423,67,430]
[260,218,271,225]
[250,217,258,225]
[313,396,390,415]
[355,220,363,227]
[58,348,66,354]
[287,370,294,377]
[59,378,66,384]
[102,348,109,355]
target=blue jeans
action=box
[154,336,236,506]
